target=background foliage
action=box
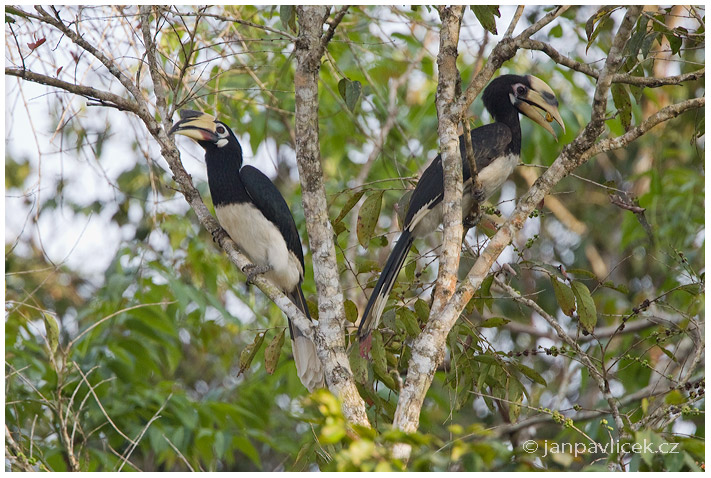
[5,5,704,471]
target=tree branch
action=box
[294,5,370,428]
[392,6,464,460]
[391,7,646,452]
[521,41,705,87]
[5,68,138,112]
[319,5,350,56]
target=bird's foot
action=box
[243,264,272,284]
[212,227,229,245]
[463,208,483,230]
[472,186,486,204]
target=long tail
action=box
[288,286,325,392]
[358,229,414,342]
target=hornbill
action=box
[357,74,564,344]
[169,110,325,392]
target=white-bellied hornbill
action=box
[357,74,564,345]
[169,110,325,392]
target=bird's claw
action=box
[472,187,486,204]
[243,264,272,284]
[212,228,229,244]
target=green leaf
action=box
[611,83,632,131]
[233,435,262,468]
[357,190,383,247]
[641,31,659,58]
[585,6,617,53]
[479,317,510,328]
[571,281,597,333]
[625,19,648,59]
[332,189,365,225]
[279,5,296,32]
[345,80,362,112]
[349,343,368,384]
[371,330,387,375]
[338,78,363,112]
[514,363,547,386]
[357,259,380,274]
[343,299,358,323]
[471,6,499,35]
[414,298,429,322]
[333,221,346,236]
[507,377,524,421]
[264,329,285,374]
[472,354,498,365]
[239,332,266,374]
[397,308,420,337]
[601,280,630,294]
[665,32,682,55]
[43,312,59,355]
[567,268,597,279]
[551,277,576,317]
[405,260,416,282]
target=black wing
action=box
[239,165,305,268]
[403,122,512,228]
[463,122,513,179]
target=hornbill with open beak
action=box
[357,74,564,344]
[169,110,325,392]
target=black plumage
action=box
[170,110,324,391]
[357,74,564,344]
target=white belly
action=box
[477,153,519,199]
[215,203,303,292]
[410,153,518,236]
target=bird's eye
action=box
[216,125,226,135]
[516,85,527,96]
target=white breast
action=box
[410,153,518,237]
[477,153,519,199]
[215,203,303,292]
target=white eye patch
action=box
[216,138,229,148]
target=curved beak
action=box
[516,75,565,141]
[168,110,218,142]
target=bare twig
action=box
[117,393,172,471]
[163,434,196,471]
[5,68,138,112]
[503,5,525,38]
[73,362,136,446]
[319,6,350,55]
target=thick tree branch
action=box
[392,6,465,459]
[391,6,569,451]
[391,7,647,452]
[294,5,370,428]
